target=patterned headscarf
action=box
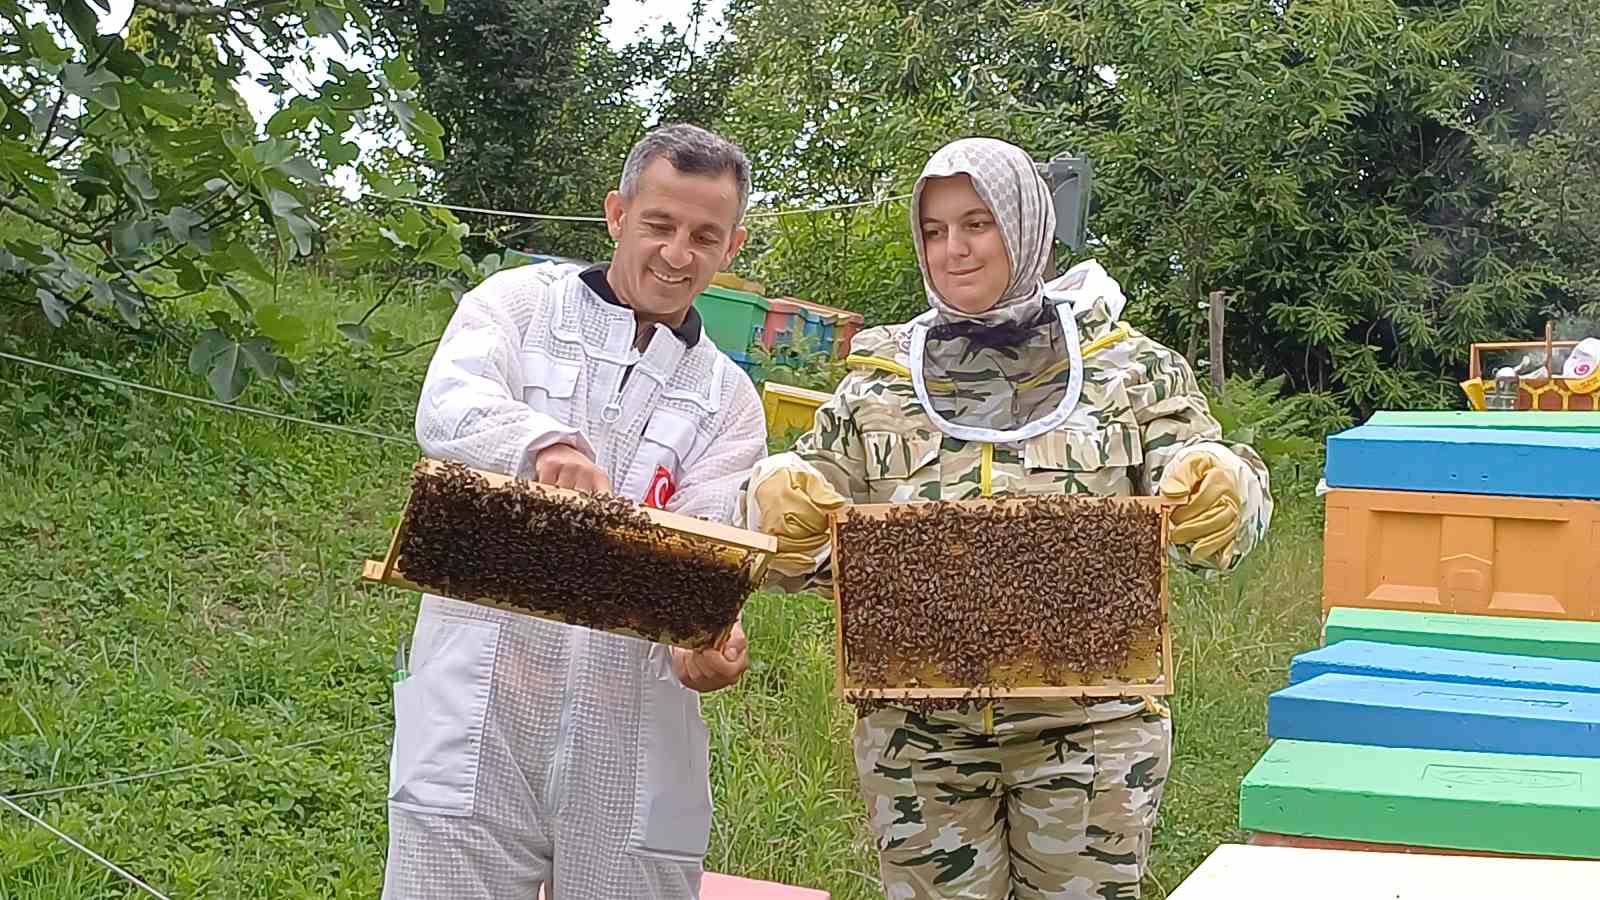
[911,137,1057,330]
[909,137,1076,433]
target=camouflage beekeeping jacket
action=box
[782,291,1274,597]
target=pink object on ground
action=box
[702,872,830,898]
[537,872,830,899]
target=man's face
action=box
[604,158,748,326]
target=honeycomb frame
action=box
[829,495,1176,700]
[362,458,778,650]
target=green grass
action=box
[0,273,1326,898]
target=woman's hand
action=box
[750,460,847,576]
[1159,452,1241,566]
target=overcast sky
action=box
[79,0,729,201]
[93,0,723,119]
[603,0,726,49]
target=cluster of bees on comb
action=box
[396,462,754,648]
[836,495,1163,715]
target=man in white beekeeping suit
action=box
[381,123,767,900]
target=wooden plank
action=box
[1246,831,1588,860]
[700,873,829,899]
[1267,673,1600,758]
[852,683,1173,701]
[543,874,829,900]
[412,458,777,555]
[830,512,846,698]
[832,494,1174,699]
[1324,425,1600,500]
[1208,289,1226,394]
[1366,411,1600,432]
[1323,607,1600,661]
[850,635,1167,699]
[1239,739,1600,858]
[762,381,832,404]
[1160,509,1175,689]
[1288,639,1600,695]
[378,502,409,581]
[1169,843,1600,899]
[840,495,1171,518]
[1320,487,1600,622]
[1472,338,1581,353]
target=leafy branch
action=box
[132,0,279,17]
[0,196,99,244]
[0,0,466,401]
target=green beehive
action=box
[693,285,770,355]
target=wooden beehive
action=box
[829,494,1175,700]
[1322,487,1600,622]
[362,458,777,650]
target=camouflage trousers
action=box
[853,699,1171,900]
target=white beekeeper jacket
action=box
[381,261,768,900]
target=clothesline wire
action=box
[0,792,173,900]
[0,723,383,897]
[8,724,388,802]
[371,191,912,224]
[0,351,411,446]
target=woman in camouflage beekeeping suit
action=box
[740,137,1273,898]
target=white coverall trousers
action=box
[380,263,768,899]
[381,598,712,899]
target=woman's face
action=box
[919,174,1012,315]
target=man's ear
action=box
[722,225,749,268]
[604,191,626,241]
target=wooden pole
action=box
[1209,290,1227,394]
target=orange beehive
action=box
[1322,488,1600,622]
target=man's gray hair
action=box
[619,123,753,224]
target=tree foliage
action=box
[708,0,1600,414]
[8,0,1600,414]
[367,0,650,262]
[1470,0,1600,318]
[0,0,478,399]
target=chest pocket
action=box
[861,430,942,502]
[519,351,581,412]
[1022,421,1143,495]
[638,410,699,479]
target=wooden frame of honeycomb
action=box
[362,458,778,650]
[829,495,1175,700]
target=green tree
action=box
[368,0,651,261]
[1470,0,1600,319]
[701,0,1088,324]
[0,0,473,399]
[709,0,1595,413]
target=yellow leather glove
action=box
[1160,452,1241,566]
[751,465,847,575]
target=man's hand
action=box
[532,443,611,494]
[671,622,749,693]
